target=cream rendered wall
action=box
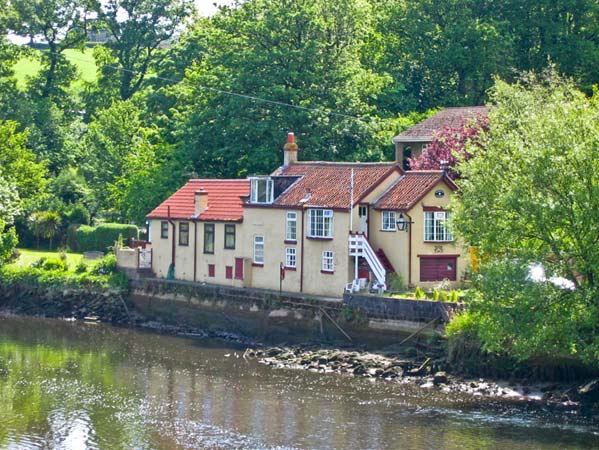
[149,219,172,278]
[241,207,301,292]
[242,207,352,297]
[408,181,468,288]
[351,170,402,234]
[368,211,410,285]
[195,222,246,288]
[302,210,351,297]
[149,219,246,287]
[368,180,469,289]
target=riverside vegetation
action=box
[0,252,131,323]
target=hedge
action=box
[73,223,138,252]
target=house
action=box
[137,116,470,297]
[393,106,488,169]
[145,179,251,286]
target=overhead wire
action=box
[27,45,386,125]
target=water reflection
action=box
[0,315,597,450]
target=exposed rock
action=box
[578,379,599,403]
[433,371,448,385]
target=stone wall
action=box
[128,278,451,347]
[343,293,462,324]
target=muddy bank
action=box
[246,345,599,412]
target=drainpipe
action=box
[193,221,197,282]
[168,205,176,268]
[404,210,413,285]
[300,207,305,293]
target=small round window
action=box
[434,189,445,198]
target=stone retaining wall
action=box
[343,293,462,324]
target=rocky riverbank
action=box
[246,345,599,411]
[0,286,132,323]
[137,319,261,347]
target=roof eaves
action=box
[403,176,447,211]
[355,165,403,205]
[391,136,432,143]
[372,174,406,208]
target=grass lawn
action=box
[13,47,97,90]
[12,248,92,269]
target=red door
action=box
[420,256,457,282]
[234,258,244,280]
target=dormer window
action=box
[250,177,274,204]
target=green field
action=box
[12,248,92,269]
[13,47,98,90]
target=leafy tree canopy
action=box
[453,70,599,363]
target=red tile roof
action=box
[270,162,401,209]
[374,171,457,210]
[393,106,488,142]
[146,179,250,221]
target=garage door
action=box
[420,256,457,282]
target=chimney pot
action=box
[283,131,299,166]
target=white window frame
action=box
[322,250,334,272]
[286,211,297,241]
[307,209,334,238]
[424,211,454,242]
[285,247,296,268]
[253,235,265,263]
[381,211,396,231]
[250,177,274,204]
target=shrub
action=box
[445,311,481,339]
[91,254,117,275]
[65,203,90,225]
[41,257,67,271]
[74,223,138,252]
[74,260,87,273]
[388,272,405,292]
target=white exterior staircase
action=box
[348,233,387,292]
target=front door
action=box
[358,205,368,235]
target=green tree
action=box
[170,0,391,179]
[453,70,599,364]
[82,99,160,217]
[7,0,92,101]
[0,121,47,205]
[29,210,61,250]
[372,0,511,112]
[93,0,192,102]
[0,172,20,264]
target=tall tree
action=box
[170,0,391,180]
[371,0,511,112]
[93,0,192,102]
[7,0,92,101]
[453,70,599,364]
[0,121,47,205]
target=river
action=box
[0,315,597,450]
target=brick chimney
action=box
[194,189,208,217]
[283,132,299,166]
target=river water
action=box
[0,315,597,450]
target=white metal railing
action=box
[138,248,152,269]
[348,234,386,291]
